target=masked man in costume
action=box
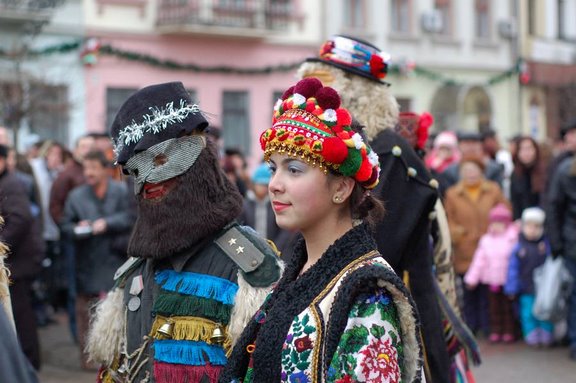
[86,82,282,383]
[297,36,451,382]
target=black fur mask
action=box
[127,140,243,259]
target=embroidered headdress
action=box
[260,78,380,189]
[110,82,208,165]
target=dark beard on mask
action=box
[127,142,243,259]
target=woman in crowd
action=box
[444,156,510,336]
[510,136,547,220]
[220,78,422,383]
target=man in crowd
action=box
[61,150,134,369]
[0,144,44,370]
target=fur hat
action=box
[521,207,545,225]
[489,203,512,224]
[261,78,380,189]
[306,35,391,84]
[110,82,208,165]
[394,112,434,152]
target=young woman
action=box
[220,78,421,383]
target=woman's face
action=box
[460,161,484,186]
[268,153,335,233]
[46,145,64,170]
[517,139,537,166]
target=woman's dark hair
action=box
[512,136,546,193]
[349,183,385,227]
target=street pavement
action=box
[36,313,575,383]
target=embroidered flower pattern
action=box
[327,290,403,383]
[281,312,317,382]
[358,338,400,382]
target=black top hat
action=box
[110,82,208,165]
[560,118,576,140]
[306,35,391,85]
[456,131,482,142]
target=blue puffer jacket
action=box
[505,234,550,295]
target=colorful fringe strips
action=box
[150,315,231,351]
[154,361,222,383]
[155,270,238,305]
[153,340,227,366]
[153,290,232,324]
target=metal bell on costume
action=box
[156,320,174,339]
[210,324,226,345]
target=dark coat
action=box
[0,171,44,280]
[49,160,85,225]
[62,180,134,294]
[369,129,450,383]
[547,157,576,261]
[510,169,541,220]
[505,234,550,296]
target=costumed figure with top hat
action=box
[86,82,282,383]
[297,35,474,382]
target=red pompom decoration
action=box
[369,55,386,79]
[305,100,317,113]
[315,87,341,110]
[364,167,380,186]
[281,86,295,100]
[417,112,434,150]
[355,155,373,182]
[321,136,348,164]
[335,108,352,127]
[294,78,323,99]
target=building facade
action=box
[84,0,321,168]
[518,0,576,141]
[323,0,520,141]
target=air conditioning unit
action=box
[421,10,443,33]
[498,19,517,39]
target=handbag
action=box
[532,256,574,322]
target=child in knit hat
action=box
[465,203,519,343]
[505,207,553,347]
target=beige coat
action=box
[444,180,510,274]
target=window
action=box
[222,91,250,155]
[396,97,412,113]
[475,0,490,39]
[106,87,138,130]
[24,83,68,144]
[343,0,366,29]
[391,0,411,34]
[528,0,536,35]
[558,0,566,39]
[434,0,452,36]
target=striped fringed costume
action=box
[87,223,282,383]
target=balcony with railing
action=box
[0,0,62,25]
[156,0,300,37]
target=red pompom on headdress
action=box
[417,112,434,151]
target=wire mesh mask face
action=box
[124,135,206,194]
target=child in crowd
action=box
[505,207,553,347]
[465,203,519,343]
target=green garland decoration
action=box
[0,39,522,85]
[98,44,302,74]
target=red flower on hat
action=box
[320,40,335,57]
[369,55,386,79]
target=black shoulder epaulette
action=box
[215,224,281,287]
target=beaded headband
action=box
[259,78,380,189]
